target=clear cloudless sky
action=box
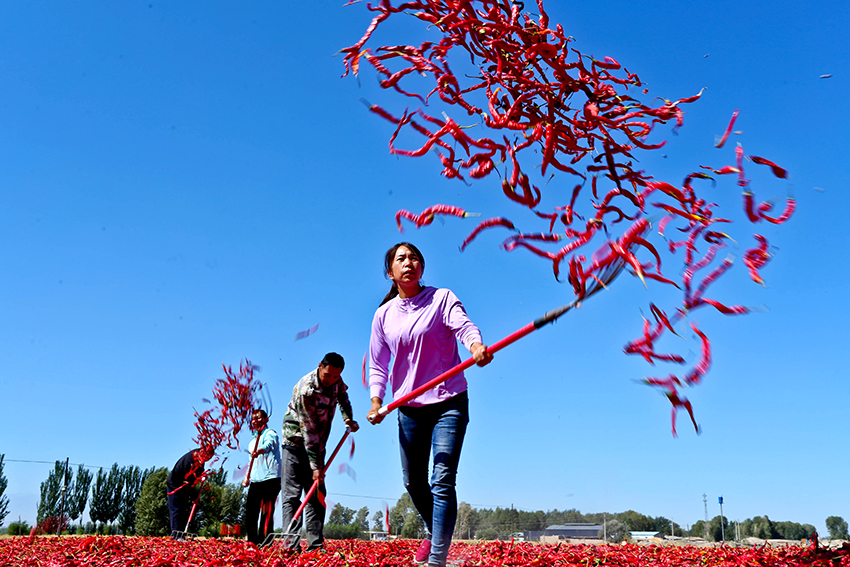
[1,0,847,536]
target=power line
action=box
[5,459,106,470]
[328,492,400,502]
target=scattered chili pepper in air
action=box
[344,0,794,435]
[744,234,771,285]
[294,323,319,341]
[192,360,262,476]
[715,109,739,148]
[748,155,788,179]
[395,204,481,232]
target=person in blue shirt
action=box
[242,408,282,546]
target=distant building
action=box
[525,523,603,541]
[629,531,664,540]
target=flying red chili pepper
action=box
[395,204,481,231]
[743,234,771,285]
[460,217,517,251]
[748,155,788,179]
[715,109,739,148]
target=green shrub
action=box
[324,523,364,540]
[7,520,31,536]
[135,468,170,537]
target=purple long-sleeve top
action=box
[369,286,483,407]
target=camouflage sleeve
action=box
[336,381,354,423]
[296,388,327,471]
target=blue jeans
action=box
[399,392,469,567]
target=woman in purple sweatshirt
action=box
[367,242,492,567]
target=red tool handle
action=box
[184,476,208,532]
[378,322,537,416]
[374,261,626,418]
[286,428,351,529]
[242,436,259,486]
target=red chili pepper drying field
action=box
[3,537,849,567]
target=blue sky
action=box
[1,0,847,536]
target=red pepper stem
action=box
[284,428,351,536]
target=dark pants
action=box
[280,444,327,551]
[399,392,469,567]
[245,477,281,545]
[167,488,195,537]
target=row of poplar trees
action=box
[36,460,245,536]
[37,461,153,534]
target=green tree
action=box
[328,503,356,525]
[106,464,125,527]
[617,510,655,532]
[389,493,424,538]
[37,461,67,524]
[801,524,817,540]
[68,465,93,530]
[135,468,170,536]
[0,454,9,527]
[88,468,109,528]
[324,523,363,539]
[653,516,681,536]
[325,503,364,540]
[400,508,424,538]
[560,508,586,524]
[355,506,369,531]
[504,506,520,536]
[604,519,626,543]
[195,468,244,537]
[7,520,31,535]
[371,509,384,532]
[89,463,125,531]
[749,515,776,540]
[475,508,498,539]
[709,515,730,542]
[826,516,850,540]
[773,520,811,540]
[221,483,246,525]
[689,520,707,539]
[518,510,546,532]
[454,501,476,539]
[474,506,516,539]
[118,466,152,535]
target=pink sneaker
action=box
[414,539,431,564]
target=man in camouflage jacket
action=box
[280,352,359,551]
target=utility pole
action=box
[603,513,607,542]
[702,494,709,540]
[58,457,70,536]
[718,496,725,542]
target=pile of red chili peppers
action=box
[342,0,794,435]
[192,360,262,475]
[3,536,848,566]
